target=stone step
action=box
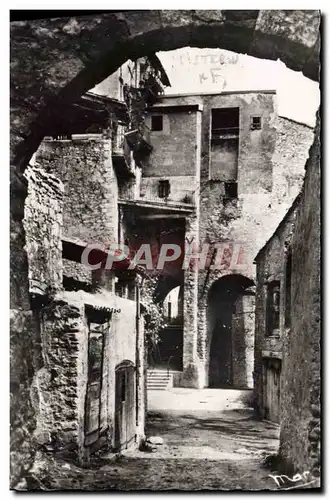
[147,369,173,391]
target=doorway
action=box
[114,361,136,451]
[263,358,281,423]
[84,321,109,452]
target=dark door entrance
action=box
[84,321,109,452]
[209,314,233,387]
[263,358,281,423]
[148,326,183,371]
[114,361,136,451]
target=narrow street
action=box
[32,388,282,491]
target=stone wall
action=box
[24,165,63,295]
[63,259,92,287]
[10,307,40,488]
[144,109,199,176]
[36,289,145,462]
[35,135,118,247]
[279,116,320,479]
[253,202,298,416]
[232,294,255,388]
[37,299,87,458]
[140,176,197,205]
[11,165,64,489]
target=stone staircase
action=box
[147,369,173,391]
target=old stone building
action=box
[23,163,146,464]
[253,114,320,477]
[253,196,299,422]
[19,55,169,466]
[142,91,314,389]
[10,10,320,489]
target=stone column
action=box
[10,166,38,488]
[180,214,204,388]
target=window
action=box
[151,115,163,131]
[285,249,292,328]
[251,116,262,130]
[211,108,239,138]
[210,108,239,182]
[224,182,238,199]
[158,180,170,199]
[266,281,280,336]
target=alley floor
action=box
[30,388,288,491]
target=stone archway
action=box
[150,280,184,371]
[11,10,320,170]
[206,274,255,388]
[10,10,320,486]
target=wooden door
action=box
[84,322,109,450]
[114,362,136,451]
[264,358,281,423]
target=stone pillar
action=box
[10,167,38,488]
[180,214,205,388]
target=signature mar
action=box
[269,471,317,490]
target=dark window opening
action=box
[285,250,292,328]
[224,182,238,199]
[158,179,170,198]
[251,116,262,130]
[120,372,126,402]
[63,276,92,293]
[151,115,163,131]
[168,301,172,320]
[266,281,280,336]
[211,107,239,137]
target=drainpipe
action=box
[135,274,142,427]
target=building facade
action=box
[253,115,320,477]
[253,197,299,423]
[21,55,169,463]
[26,75,316,446]
[141,91,314,389]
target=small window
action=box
[224,182,238,199]
[151,115,163,131]
[251,116,262,130]
[158,180,170,199]
[266,281,280,336]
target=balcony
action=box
[112,124,134,178]
[125,122,152,165]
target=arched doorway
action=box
[207,274,255,388]
[149,282,184,371]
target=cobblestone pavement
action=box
[28,388,290,491]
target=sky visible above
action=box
[157,48,320,128]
